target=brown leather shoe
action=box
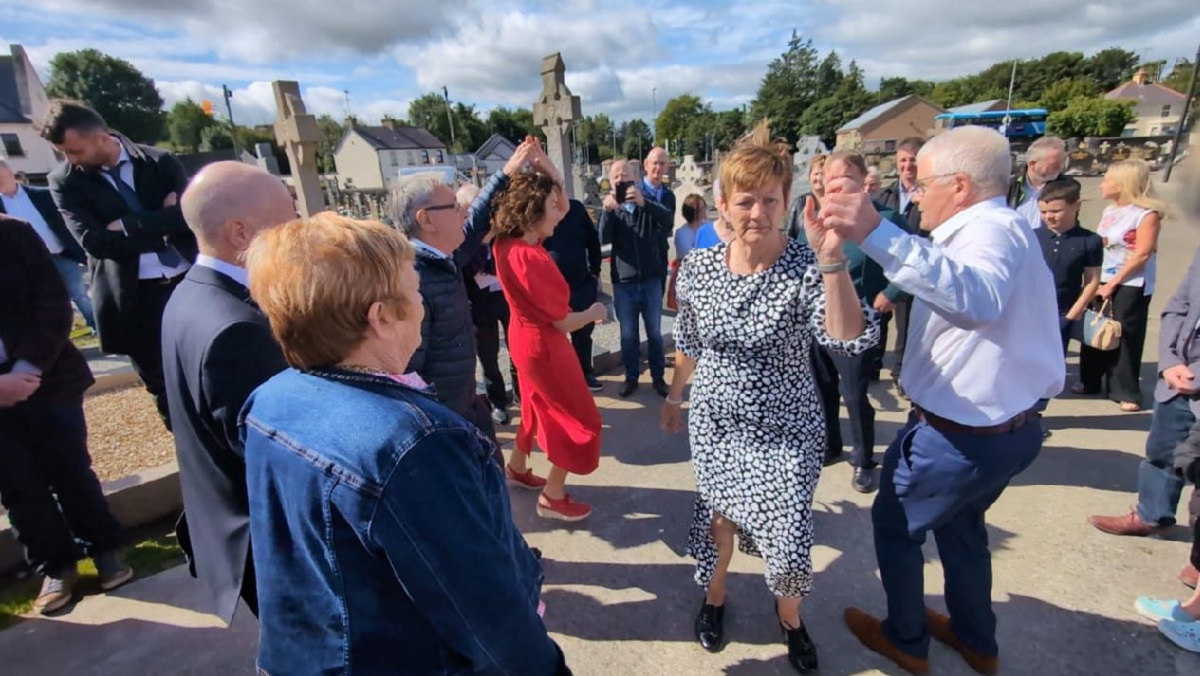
[844,607,930,675]
[1087,511,1165,536]
[1182,563,1199,590]
[926,608,998,675]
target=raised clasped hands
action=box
[817,191,883,247]
[802,194,844,262]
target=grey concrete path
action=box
[3,177,1200,675]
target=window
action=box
[389,152,399,167]
[1,133,24,157]
[420,150,429,164]
[884,140,896,152]
[435,150,444,164]
[1162,105,1172,118]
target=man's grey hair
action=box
[918,126,1012,198]
[866,166,881,178]
[389,173,445,238]
[1026,136,1066,163]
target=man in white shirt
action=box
[819,126,1064,675]
[1006,136,1067,229]
[0,159,94,330]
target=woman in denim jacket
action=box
[239,214,568,675]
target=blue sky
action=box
[3,0,1198,127]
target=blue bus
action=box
[934,109,1049,139]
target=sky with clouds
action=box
[2,0,1198,127]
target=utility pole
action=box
[342,89,352,119]
[652,87,658,139]
[1002,60,1018,136]
[221,84,240,156]
[442,86,456,157]
[1163,43,1199,183]
[612,128,618,160]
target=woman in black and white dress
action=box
[661,122,879,673]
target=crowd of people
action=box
[0,93,1197,675]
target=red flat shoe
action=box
[537,493,592,522]
[505,466,547,490]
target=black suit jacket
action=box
[0,215,93,401]
[48,135,198,355]
[878,180,923,234]
[0,186,86,263]
[544,199,602,310]
[161,264,287,622]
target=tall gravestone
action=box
[533,53,582,198]
[272,81,324,217]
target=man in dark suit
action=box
[544,198,604,390]
[0,159,94,330]
[876,136,925,395]
[40,99,197,428]
[0,214,131,615]
[162,162,294,622]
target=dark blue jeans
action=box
[1136,395,1194,526]
[873,412,1042,659]
[0,396,122,575]
[613,278,665,382]
[53,255,95,330]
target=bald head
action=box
[182,162,295,262]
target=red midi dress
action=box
[493,237,601,475]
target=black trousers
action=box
[571,322,595,377]
[815,344,878,468]
[475,291,518,408]
[891,297,913,379]
[0,396,122,576]
[1079,285,1152,405]
[127,276,184,430]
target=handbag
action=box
[1082,299,1122,351]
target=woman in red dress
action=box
[491,148,607,522]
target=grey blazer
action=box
[1155,244,1200,414]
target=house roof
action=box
[0,56,30,124]
[1105,81,1187,107]
[475,133,516,159]
[348,124,446,152]
[949,99,1006,114]
[837,95,914,133]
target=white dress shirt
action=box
[194,254,249,288]
[861,196,1065,426]
[1016,181,1043,229]
[1,186,64,254]
[98,144,190,280]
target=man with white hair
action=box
[161,161,295,622]
[1007,135,1067,229]
[389,142,534,454]
[818,126,1064,674]
[865,166,883,201]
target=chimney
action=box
[346,115,358,128]
[381,117,397,131]
[1132,67,1147,86]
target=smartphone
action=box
[615,180,635,203]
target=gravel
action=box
[84,387,176,483]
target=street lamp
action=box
[442,86,456,157]
[652,87,658,135]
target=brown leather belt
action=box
[914,405,1034,436]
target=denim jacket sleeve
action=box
[372,427,566,675]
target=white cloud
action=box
[156,81,409,126]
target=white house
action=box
[474,133,517,175]
[0,44,60,179]
[333,119,447,190]
[1105,68,1189,137]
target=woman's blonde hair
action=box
[1106,158,1169,218]
[245,213,416,370]
[718,120,794,202]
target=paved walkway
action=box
[3,178,1199,674]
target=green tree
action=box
[45,48,166,143]
[620,119,653,159]
[711,109,748,152]
[199,125,234,152]
[1085,47,1140,91]
[750,31,821,143]
[236,126,289,175]
[166,98,216,153]
[656,94,707,154]
[877,77,935,102]
[486,106,540,144]
[576,113,615,162]
[815,51,844,94]
[1046,97,1136,138]
[1038,78,1100,112]
[1164,58,1195,94]
[408,92,454,147]
[316,115,347,174]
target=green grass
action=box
[0,534,184,630]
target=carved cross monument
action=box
[272,81,325,217]
[533,53,582,198]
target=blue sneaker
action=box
[1135,597,1197,623]
[1159,619,1200,653]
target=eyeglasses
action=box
[422,202,464,213]
[913,173,958,195]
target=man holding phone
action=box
[599,160,673,397]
